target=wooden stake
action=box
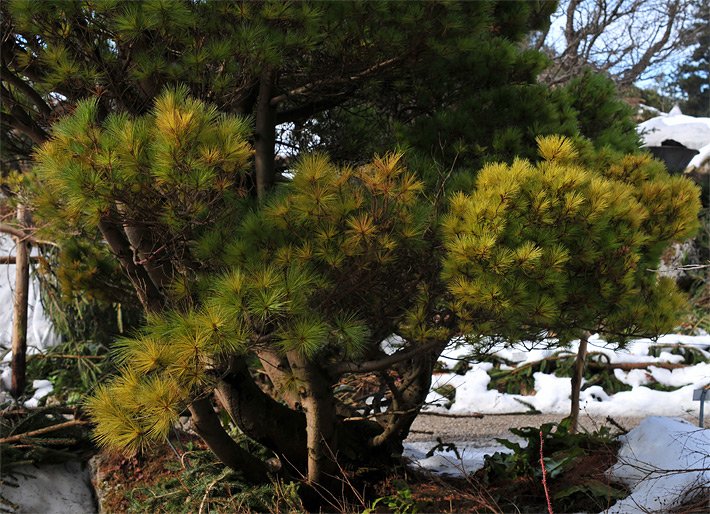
[0,255,39,265]
[11,205,30,398]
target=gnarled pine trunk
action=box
[287,351,338,485]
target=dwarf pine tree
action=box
[31,88,702,490]
[442,136,701,428]
[443,136,700,344]
[32,88,453,485]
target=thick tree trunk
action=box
[188,396,270,484]
[98,218,164,313]
[256,348,301,409]
[116,203,173,292]
[254,69,277,201]
[215,357,308,472]
[10,205,30,398]
[569,332,590,433]
[287,351,338,484]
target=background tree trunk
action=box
[254,69,277,201]
[569,331,590,433]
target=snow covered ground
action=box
[404,333,709,513]
[638,106,710,152]
[426,333,710,419]
[606,417,709,513]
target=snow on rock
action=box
[613,368,650,388]
[638,106,710,151]
[688,142,710,169]
[428,363,524,414]
[648,363,710,388]
[604,417,709,514]
[23,379,54,409]
[0,461,97,514]
[530,372,572,413]
[579,384,702,418]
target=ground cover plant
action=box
[1,0,705,509]
[476,421,628,513]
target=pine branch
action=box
[97,217,165,313]
[0,83,50,144]
[332,338,444,376]
[0,223,56,246]
[0,63,52,116]
[270,55,407,107]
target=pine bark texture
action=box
[287,351,338,484]
[188,397,270,484]
[215,358,308,472]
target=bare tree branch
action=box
[540,0,697,87]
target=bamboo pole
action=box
[0,255,39,265]
[10,205,30,398]
[0,419,91,445]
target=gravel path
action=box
[405,412,700,445]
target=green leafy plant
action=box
[364,480,418,514]
[432,385,457,409]
[480,421,628,512]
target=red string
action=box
[540,430,554,514]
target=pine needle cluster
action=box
[32,86,252,232]
[442,136,701,344]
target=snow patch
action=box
[605,417,709,513]
[23,379,54,408]
[403,441,510,477]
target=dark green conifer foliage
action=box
[676,2,710,117]
[2,0,555,170]
[565,71,640,154]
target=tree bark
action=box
[287,351,337,485]
[370,340,447,449]
[188,396,270,484]
[97,218,164,313]
[122,223,172,291]
[256,348,300,409]
[10,205,30,398]
[214,357,308,472]
[569,332,590,433]
[254,68,277,201]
